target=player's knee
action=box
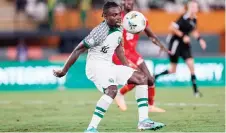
[148,76,154,86]
[171,69,176,73]
[128,71,148,85]
[169,67,176,73]
[104,85,118,99]
[137,74,148,85]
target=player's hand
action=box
[199,39,207,50]
[53,69,66,78]
[183,35,190,44]
[158,43,172,55]
[151,38,171,55]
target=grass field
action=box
[0,87,225,132]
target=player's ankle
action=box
[87,126,96,130]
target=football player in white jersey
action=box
[53,1,165,132]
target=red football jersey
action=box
[112,12,148,66]
[122,12,148,54]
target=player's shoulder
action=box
[84,21,110,47]
[91,21,122,35]
[181,13,197,21]
[91,21,110,35]
[175,14,186,22]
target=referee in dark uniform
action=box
[155,0,207,97]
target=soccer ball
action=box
[122,11,147,34]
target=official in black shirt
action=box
[155,0,207,97]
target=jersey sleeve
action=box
[83,22,109,48]
[172,16,184,29]
[83,27,100,48]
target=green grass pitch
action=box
[0,87,225,132]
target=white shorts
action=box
[86,61,135,93]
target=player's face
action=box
[105,7,122,27]
[188,2,199,14]
[123,0,134,11]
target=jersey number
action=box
[100,46,109,53]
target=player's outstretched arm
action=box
[144,27,171,54]
[169,22,190,44]
[53,42,87,78]
[169,22,184,38]
[192,29,207,50]
[115,43,130,67]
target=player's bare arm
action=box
[192,29,207,50]
[115,43,130,66]
[144,27,170,54]
[53,42,87,77]
[115,43,139,69]
[169,22,190,44]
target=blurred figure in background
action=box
[80,0,92,28]
[14,0,27,30]
[136,0,149,11]
[155,0,207,97]
[163,0,185,13]
[16,38,28,62]
[25,0,48,29]
[47,0,57,29]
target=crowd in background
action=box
[2,0,224,62]
[13,0,225,29]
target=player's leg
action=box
[112,54,135,96]
[85,67,118,132]
[115,56,145,111]
[116,66,149,121]
[127,71,165,130]
[155,62,177,80]
[118,60,137,95]
[113,54,135,111]
[182,49,202,97]
[138,61,166,112]
[155,39,179,79]
[115,84,135,111]
[116,65,165,130]
[120,84,135,95]
[86,85,118,132]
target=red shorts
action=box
[112,51,144,66]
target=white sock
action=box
[87,94,113,129]
[135,85,149,122]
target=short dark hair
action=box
[102,1,120,16]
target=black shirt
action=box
[173,13,197,38]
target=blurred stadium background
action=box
[0,0,225,132]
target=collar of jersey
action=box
[102,20,122,35]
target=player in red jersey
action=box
[113,0,170,112]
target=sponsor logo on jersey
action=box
[100,46,110,53]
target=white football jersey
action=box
[83,21,122,63]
